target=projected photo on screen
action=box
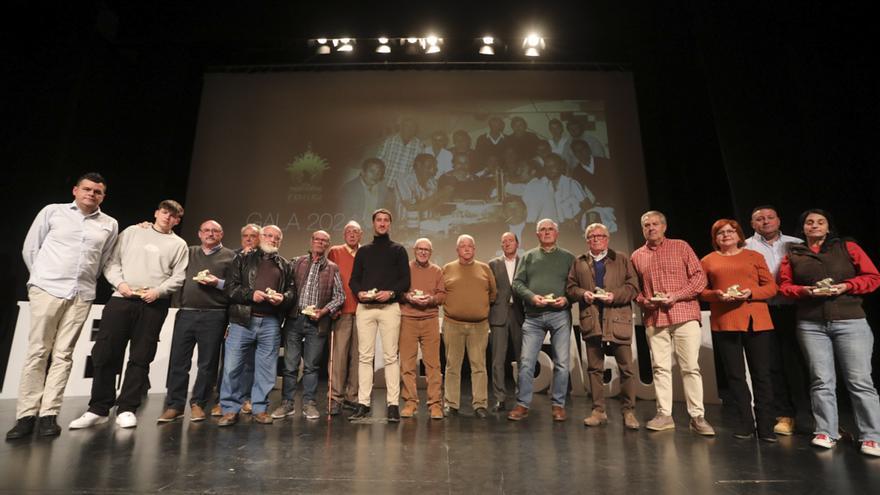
[185,71,648,264]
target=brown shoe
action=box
[218,412,238,427]
[622,411,640,430]
[190,404,207,422]
[241,400,253,415]
[210,404,222,417]
[583,409,607,427]
[429,404,444,420]
[689,416,716,436]
[157,408,183,423]
[507,405,529,421]
[400,402,418,418]
[646,413,675,431]
[253,412,273,424]
[552,406,567,422]
[774,416,795,436]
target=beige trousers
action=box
[647,320,705,417]
[356,303,401,406]
[17,286,92,418]
[443,319,490,410]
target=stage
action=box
[2,388,878,494]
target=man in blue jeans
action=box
[508,218,575,422]
[272,230,344,420]
[218,225,295,426]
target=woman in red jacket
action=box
[779,209,880,457]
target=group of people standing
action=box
[7,173,880,458]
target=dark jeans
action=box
[715,329,775,435]
[768,305,810,418]
[88,297,170,416]
[281,314,327,404]
[164,309,227,410]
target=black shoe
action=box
[490,401,506,413]
[6,416,36,440]
[759,432,778,443]
[443,405,458,417]
[474,407,489,419]
[328,402,342,416]
[387,405,400,423]
[342,400,359,411]
[348,404,370,421]
[37,416,61,437]
[733,430,755,439]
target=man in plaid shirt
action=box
[272,230,344,421]
[378,118,422,189]
[630,210,715,436]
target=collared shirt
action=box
[631,238,707,327]
[504,255,517,303]
[423,145,453,176]
[296,255,345,313]
[378,133,422,188]
[577,156,595,175]
[745,231,802,305]
[343,244,359,256]
[396,173,438,228]
[549,135,570,156]
[589,249,608,262]
[359,177,381,216]
[522,175,593,223]
[22,202,118,301]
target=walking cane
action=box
[327,326,334,420]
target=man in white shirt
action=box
[7,173,118,440]
[744,205,806,436]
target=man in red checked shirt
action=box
[631,210,715,436]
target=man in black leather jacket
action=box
[217,225,296,426]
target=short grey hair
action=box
[585,223,609,238]
[241,223,261,235]
[640,210,667,225]
[261,224,283,239]
[413,237,433,249]
[343,220,362,232]
[456,234,475,247]
[536,218,558,232]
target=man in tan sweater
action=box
[399,238,446,419]
[441,235,497,418]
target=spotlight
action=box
[314,38,331,55]
[479,35,495,55]
[376,37,391,54]
[425,35,442,54]
[522,32,545,56]
[335,38,354,53]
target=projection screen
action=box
[183,70,649,263]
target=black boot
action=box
[387,405,400,423]
[348,404,370,421]
[37,416,61,437]
[6,416,37,440]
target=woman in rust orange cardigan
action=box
[700,219,778,441]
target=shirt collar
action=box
[344,244,359,256]
[589,249,608,262]
[202,243,224,255]
[69,201,102,218]
[541,244,558,253]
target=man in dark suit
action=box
[487,232,525,412]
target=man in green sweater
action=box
[508,219,575,422]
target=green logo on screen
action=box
[286,147,328,201]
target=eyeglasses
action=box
[415,247,432,253]
[587,234,608,240]
[200,228,222,233]
[715,229,737,236]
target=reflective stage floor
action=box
[2,388,879,494]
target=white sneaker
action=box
[69,412,109,429]
[861,440,880,457]
[115,411,138,428]
[811,434,837,449]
